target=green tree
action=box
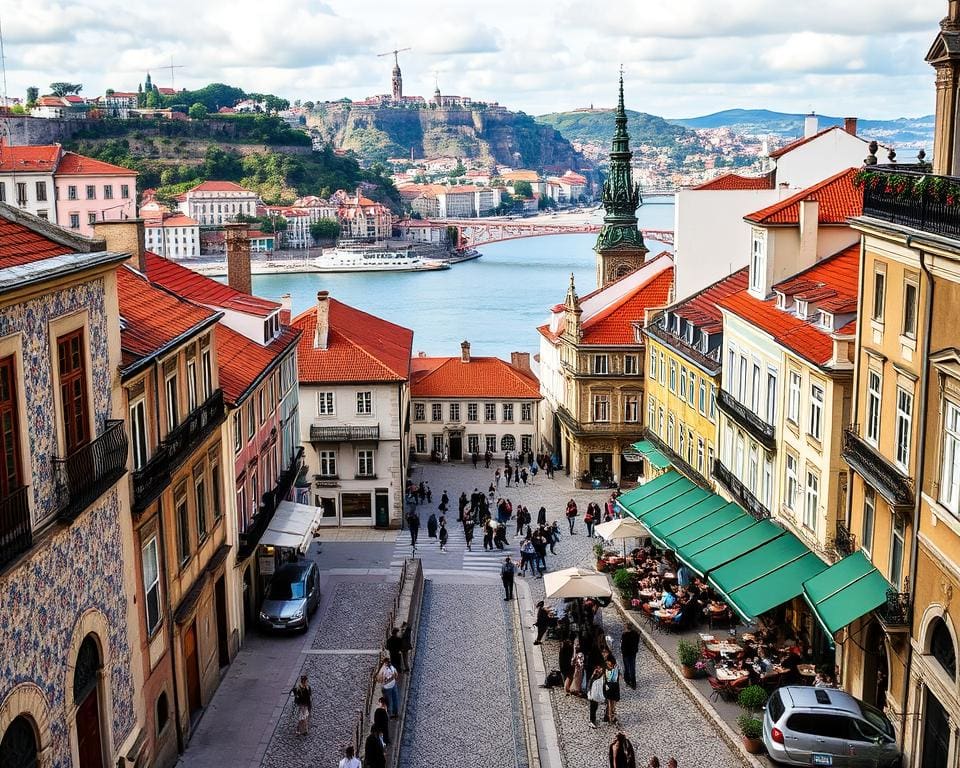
[188,102,208,120]
[10,105,25,115]
[26,86,38,107]
[49,82,82,96]
[538,195,557,210]
[310,218,340,242]
[446,226,460,247]
[145,90,159,108]
[513,180,533,198]
[303,101,315,110]
[448,160,466,179]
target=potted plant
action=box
[737,685,768,753]
[677,639,701,679]
[593,540,606,567]
[611,567,635,600]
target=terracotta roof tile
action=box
[216,324,301,405]
[692,172,774,191]
[55,152,136,176]
[0,217,74,268]
[410,356,540,399]
[187,181,256,194]
[0,143,61,173]
[293,298,414,384]
[669,268,750,335]
[744,168,861,225]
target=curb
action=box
[512,589,542,768]
[611,595,765,768]
[388,559,425,768]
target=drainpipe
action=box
[899,234,933,756]
[398,382,406,531]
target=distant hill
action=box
[536,109,696,148]
[670,109,935,149]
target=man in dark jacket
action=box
[364,725,386,768]
[406,510,420,548]
[501,556,515,600]
[620,624,640,689]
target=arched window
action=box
[500,434,515,452]
[931,618,957,680]
[74,635,102,703]
[0,715,38,768]
[156,692,169,735]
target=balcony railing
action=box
[0,486,31,572]
[841,425,913,508]
[131,389,226,513]
[717,389,776,450]
[876,589,911,629]
[712,458,771,521]
[860,165,960,239]
[238,447,305,559]
[833,521,857,558]
[53,419,129,522]
[310,425,380,442]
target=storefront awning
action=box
[631,440,671,470]
[615,470,687,518]
[260,501,322,553]
[685,518,784,576]
[652,496,730,545]
[708,533,829,623]
[661,503,745,550]
[801,551,893,636]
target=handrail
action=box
[53,419,128,522]
[0,485,31,571]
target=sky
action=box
[0,0,948,119]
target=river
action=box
[250,203,675,359]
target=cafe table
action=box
[714,667,749,683]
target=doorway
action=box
[74,635,104,768]
[215,576,230,669]
[183,622,202,718]
[921,688,950,768]
[449,432,463,461]
[861,622,888,710]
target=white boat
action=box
[313,241,450,272]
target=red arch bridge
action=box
[394,219,674,249]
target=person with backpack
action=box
[584,504,595,538]
[501,555,516,600]
[565,499,578,534]
[290,674,312,736]
[406,509,420,548]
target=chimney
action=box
[279,293,292,325]
[314,291,330,350]
[803,112,818,139]
[510,351,531,373]
[460,340,471,363]
[93,218,146,273]
[224,222,252,295]
[799,197,819,270]
[843,117,858,136]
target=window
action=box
[593,394,610,422]
[735,433,745,477]
[865,370,882,445]
[930,618,957,680]
[195,471,207,541]
[521,435,532,453]
[903,280,918,338]
[103,184,113,200]
[87,212,97,225]
[468,434,479,454]
[658,406,664,438]
[593,354,608,375]
[648,397,656,430]
[624,394,639,423]
[319,450,337,477]
[808,384,824,440]
[449,403,460,422]
[432,434,443,454]
[890,514,905,588]
[658,352,665,385]
[69,213,80,229]
[467,403,478,422]
[727,346,735,392]
[624,354,638,375]
[895,386,913,470]
[142,537,162,634]
[484,403,496,421]
[697,438,704,474]
[762,456,772,509]
[415,435,426,453]
[201,347,212,398]
[785,453,799,511]
[751,364,761,414]
[357,450,374,477]
[0,357,22,497]
[15,182,26,206]
[688,370,696,406]
[186,359,197,412]
[738,356,748,402]
[317,392,334,416]
[862,488,875,556]
[414,402,425,421]
[502,403,514,422]
[787,371,801,424]
[250,467,258,517]
[121,184,130,199]
[679,366,687,400]
[667,414,675,449]
[156,692,169,735]
[130,397,148,471]
[210,456,222,520]
[679,427,686,458]
[356,391,372,415]
[57,329,90,453]
[698,380,706,415]
[501,434,516,452]
[669,360,677,393]
[428,403,441,422]
[520,403,532,422]
[85,184,96,200]
[35,181,47,202]
[872,269,886,321]
[766,370,777,424]
[67,184,77,201]
[709,385,716,421]
[940,402,960,515]
[485,434,497,453]
[649,349,657,378]
[176,489,190,564]
[258,389,265,423]
[748,445,759,493]
[233,411,242,452]
[804,471,819,532]
[750,230,766,293]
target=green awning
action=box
[632,440,672,470]
[662,503,745,551]
[642,487,711,528]
[654,496,730,541]
[685,519,784,576]
[615,470,683,513]
[801,551,893,636]
[708,534,830,622]
[633,480,700,521]
[618,471,694,520]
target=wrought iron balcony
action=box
[860,165,960,239]
[841,425,913,508]
[717,388,776,451]
[712,458,771,521]
[53,419,129,522]
[0,485,31,572]
[876,589,911,629]
[310,425,380,442]
[833,521,857,558]
[238,446,305,559]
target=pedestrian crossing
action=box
[390,515,520,575]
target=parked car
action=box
[259,561,321,632]
[763,686,900,767]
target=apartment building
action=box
[178,181,260,226]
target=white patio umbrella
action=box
[594,517,648,558]
[543,567,613,599]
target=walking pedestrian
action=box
[406,509,420,548]
[463,518,475,551]
[549,521,561,554]
[339,745,362,768]
[587,667,605,728]
[520,537,534,575]
[373,696,391,747]
[603,657,621,725]
[609,732,637,768]
[495,468,502,491]
[501,555,516,600]
[364,725,386,768]
[505,465,513,487]
[290,674,312,736]
[515,506,526,536]
[565,499,578,534]
[438,520,449,552]
[520,467,528,485]
[376,657,400,717]
[472,451,478,468]
[533,601,553,644]
[427,512,438,539]
[646,758,661,768]
[584,504,596,538]
[399,621,412,672]
[385,627,403,673]
[483,519,494,551]
[620,624,639,689]
[566,646,585,696]
[537,505,547,526]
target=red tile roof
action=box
[410,356,540,399]
[0,143,61,173]
[216,323,301,405]
[0,215,74,268]
[144,252,280,317]
[145,214,198,227]
[188,180,256,194]
[744,168,861,225]
[670,268,750,335]
[117,266,219,369]
[56,152,137,177]
[293,298,413,384]
[717,244,860,366]
[693,172,774,191]
[768,126,851,158]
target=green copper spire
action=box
[595,72,645,254]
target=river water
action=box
[250,203,675,359]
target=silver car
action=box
[763,686,900,767]
[259,562,321,632]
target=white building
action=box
[145,213,201,259]
[337,192,393,241]
[0,143,59,222]
[179,180,261,226]
[102,92,139,118]
[410,343,542,461]
[264,206,312,249]
[293,291,414,527]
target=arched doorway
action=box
[0,715,38,768]
[74,634,104,768]
[861,621,888,709]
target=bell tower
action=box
[594,72,648,288]
[392,54,403,101]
